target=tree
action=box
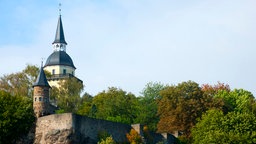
[215,89,255,113]
[135,82,167,131]
[192,89,256,143]
[192,109,256,144]
[0,64,41,97]
[92,87,138,124]
[0,72,29,96]
[157,81,213,138]
[0,91,35,143]
[77,92,94,116]
[200,82,229,113]
[201,82,230,96]
[51,77,84,113]
[126,129,143,144]
[23,64,41,96]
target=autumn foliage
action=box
[157,81,227,138]
[126,129,143,144]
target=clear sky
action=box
[1,0,256,96]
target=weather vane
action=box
[41,58,44,67]
[59,3,62,15]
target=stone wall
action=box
[74,114,132,143]
[34,113,74,143]
[34,113,177,144]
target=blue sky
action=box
[1,0,256,96]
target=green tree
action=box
[92,87,138,124]
[77,92,93,116]
[192,109,256,144]
[23,64,41,96]
[0,64,41,97]
[215,89,255,113]
[192,89,256,143]
[52,77,84,113]
[135,82,167,131]
[0,72,29,96]
[0,91,35,143]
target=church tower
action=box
[44,14,82,88]
[33,66,51,118]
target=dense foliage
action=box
[0,65,39,97]
[192,110,256,143]
[126,129,143,144]
[0,91,35,143]
[157,81,220,138]
[98,136,116,144]
[79,87,138,124]
[51,77,84,113]
[1,65,256,143]
[135,82,167,131]
[191,89,256,143]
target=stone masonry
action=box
[34,113,177,144]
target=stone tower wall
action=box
[33,86,50,118]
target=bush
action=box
[126,129,143,144]
[98,136,116,144]
[0,91,35,143]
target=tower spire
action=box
[53,15,67,45]
[52,4,67,51]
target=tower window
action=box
[52,69,55,75]
[39,97,42,101]
[35,98,37,101]
[63,69,66,75]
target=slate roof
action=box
[44,51,76,69]
[53,15,67,44]
[33,67,51,88]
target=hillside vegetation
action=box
[0,65,255,143]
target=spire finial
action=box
[41,58,44,67]
[59,3,62,15]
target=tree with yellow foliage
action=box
[126,129,143,144]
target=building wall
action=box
[44,65,76,88]
[44,65,75,75]
[48,80,60,88]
